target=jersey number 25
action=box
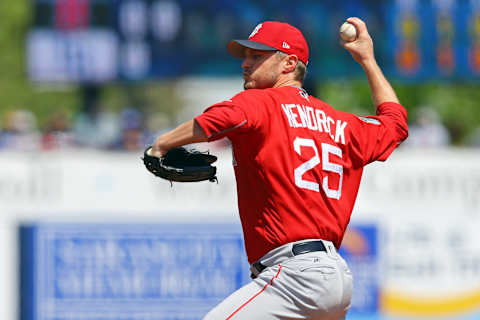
[293,137,343,199]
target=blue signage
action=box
[339,224,379,316]
[20,222,379,320]
[20,223,250,320]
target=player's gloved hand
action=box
[142,146,218,183]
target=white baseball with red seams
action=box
[340,22,357,42]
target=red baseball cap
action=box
[227,21,309,65]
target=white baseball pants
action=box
[203,239,353,320]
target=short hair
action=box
[276,51,307,83]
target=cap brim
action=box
[227,40,277,59]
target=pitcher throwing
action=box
[147,17,408,319]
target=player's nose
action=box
[241,57,253,70]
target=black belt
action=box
[251,240,327,279]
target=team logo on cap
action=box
[282,42,290,49]
[249,23,262,38]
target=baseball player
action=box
[149,17,408,319]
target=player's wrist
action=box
[359,56,377,70]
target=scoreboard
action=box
[27,0,117,82]
[26,0,480,83]
[27,0,246,82]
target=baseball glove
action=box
[143,146,218,183]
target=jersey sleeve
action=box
[349,102,408,166]
[194,91,261,141]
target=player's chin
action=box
[243,80,256,90]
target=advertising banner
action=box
[380,217,480,320]
[340,225,379,317]
[20,223,250,320]
[385,0,480,80]
[20,223,381,320]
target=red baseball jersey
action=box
[195,86,408,263]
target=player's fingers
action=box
[340,40,354,51]
[346,17,367,36]
[346,17,366,29]
[149,146,164,158]
[340,38,356,49]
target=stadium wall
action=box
[0,148,479,320]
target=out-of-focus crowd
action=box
[0,108,171,152]
[1,106,479,151]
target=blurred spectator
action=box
[110,107,149,151]
[467,127,480,147]
[73,108,120,149]
[0,110,41,151]
[404,106,451,148]
[41,110,75,150]
[145,112,172,144]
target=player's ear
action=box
[283,54,299,74]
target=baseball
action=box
[339,22,357,42]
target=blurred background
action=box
[0,0,479,319]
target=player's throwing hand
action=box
[341,17,375,66]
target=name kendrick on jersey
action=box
[281,104,347,145]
